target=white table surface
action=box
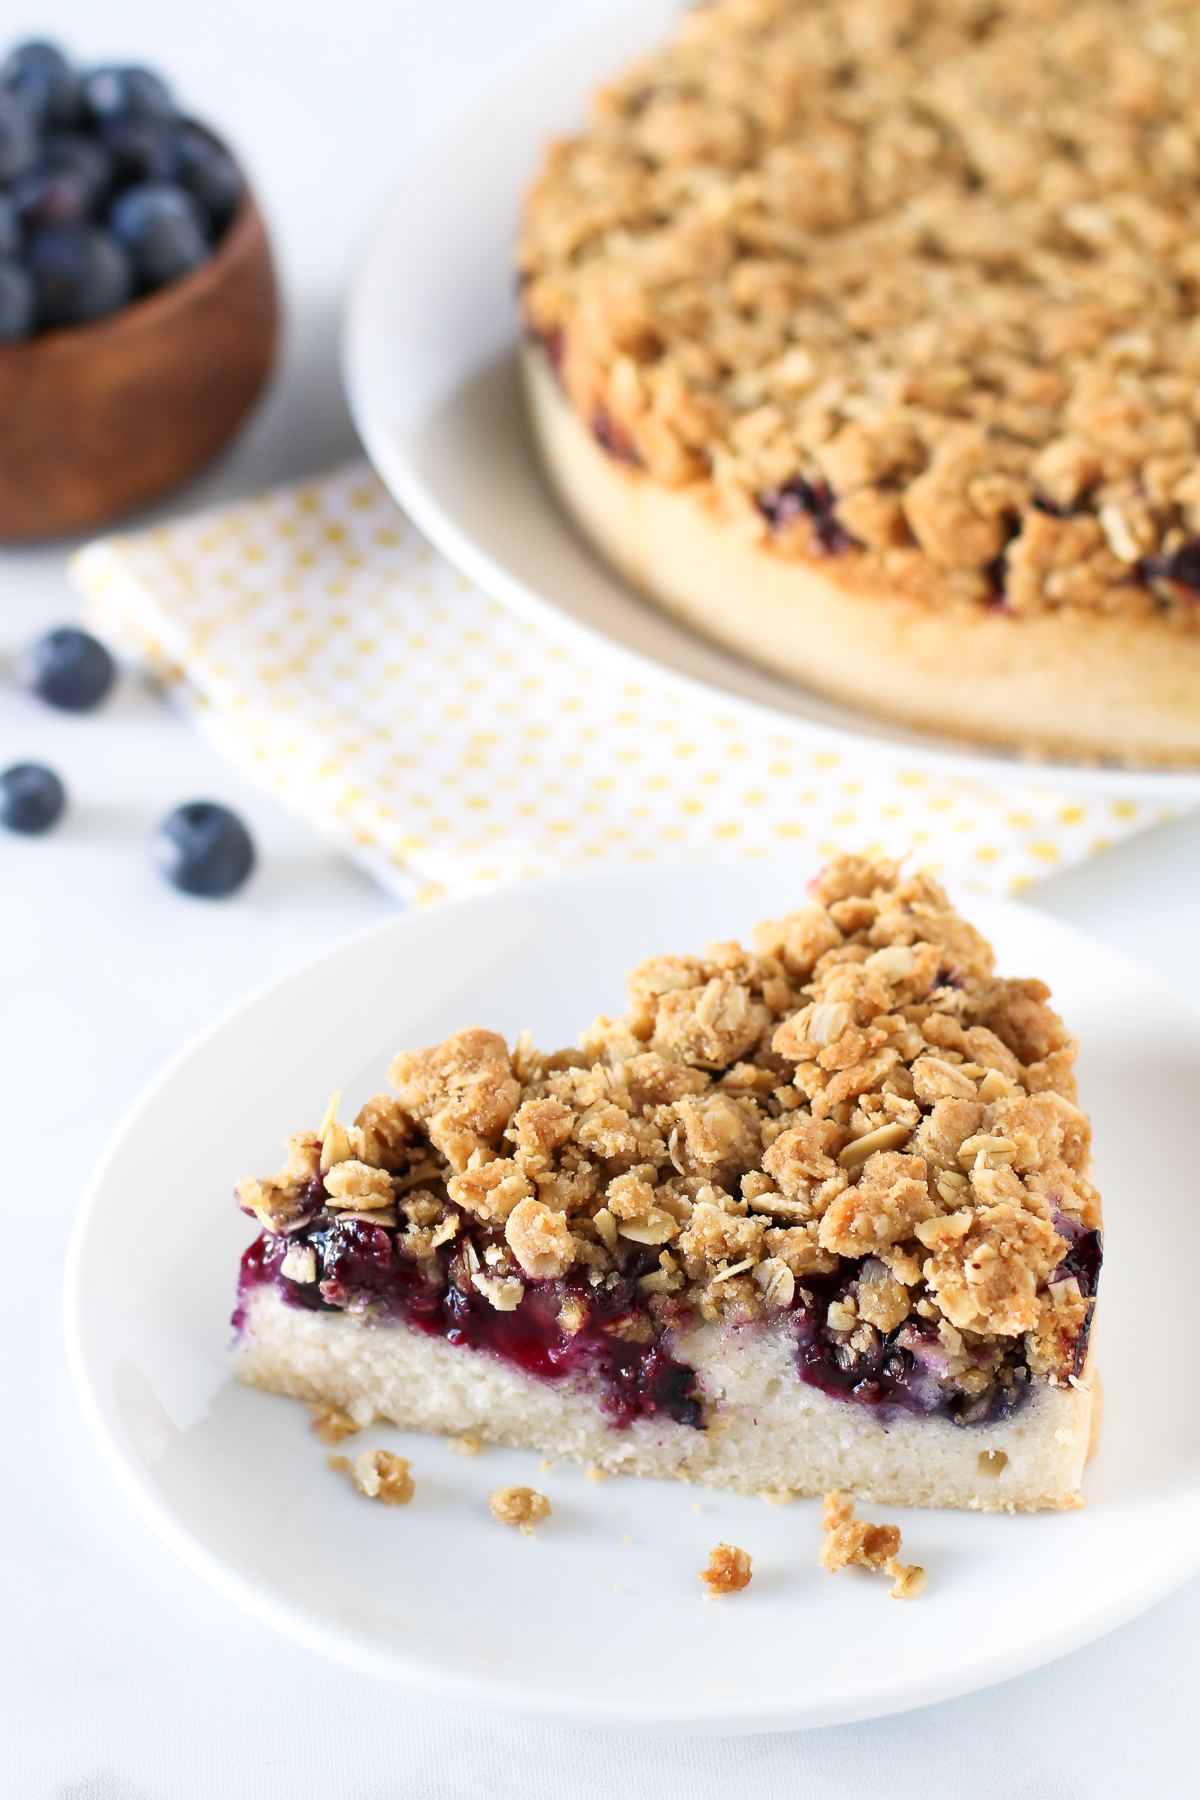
[4,2,1200,1793]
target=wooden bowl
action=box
[0,174,279,542]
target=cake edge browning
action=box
[523,341,1200,766]
[235,1285,1096,1513]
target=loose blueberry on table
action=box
[0,38,243,340]
[0,762,65,834]
[154,801,256,898]
[17,625,116,712]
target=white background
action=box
[3,0,1200,1793]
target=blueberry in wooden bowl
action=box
[0,40,278,540]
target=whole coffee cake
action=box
[518,0,1200,762]
[233,856,1101,1512]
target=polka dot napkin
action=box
[71,460,1180,905]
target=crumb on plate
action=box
[819,1490,925,1599]
[700,1542,753,1595]
[351,1448,415,1506]
[309,1402,361,1447]
[489,1485,551,1533]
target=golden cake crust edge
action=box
[523,343,1200,765]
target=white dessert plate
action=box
[65,861,1200,1731]
[342,0,1200,802]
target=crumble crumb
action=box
[820,1491,925,1598]
[489,1485,552,1530]
[700,1543,753,1595]
[886,1558,927,1601]
[309,1403,361,1447]
[538,1458,554,1473]
[757,1489,793,1505]
[351,1449,415,1506]
[326,1454,349,1473]
[445,1435,482,1456]
[585,1464,609,1482]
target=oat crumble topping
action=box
[236,855,1100,1429]
[519,0,1200,627]
[701,1542,754,1593]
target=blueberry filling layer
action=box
[237,1199,1097,1432]
[1139,537,1200,596]
[793,1262,1033,1427]
[236,1201,704,1432]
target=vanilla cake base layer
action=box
[523,345,1200,767]
[236,1287,1094,1513]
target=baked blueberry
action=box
[17,626,116,711]
[0,41,81,126]
[0,763,66,835]
[27,224,134,325]
[83,64,174,126]
[109,182,209,287]
[176,125,241,230]
[0,88,38,183]
[0,259,36,339]
[154,802,255,897]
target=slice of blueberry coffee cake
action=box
[233,856,1101,1512]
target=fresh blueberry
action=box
[0,41,82,127]
[10,164,93,231]
[0,259,36,339]
[16,626,116,711]
[0,192,21,259]
[176,125,241,231]
[0,88,39,184]
[153,801,255,897]
[102,115,180,185]
[0,764,66,835]
[42,130,116,208]
[83,65,174,126]
[27,225,134,325]
[109,182,209,287]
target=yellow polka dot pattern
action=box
[70,462,1176,905]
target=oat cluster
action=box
[519,0,1200,625]
[819,1490,925,1598]
[700,1542,754,1593]
[350,1449,415,1506]
[488,1485,552,1530]
[238,854,1099,1413]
